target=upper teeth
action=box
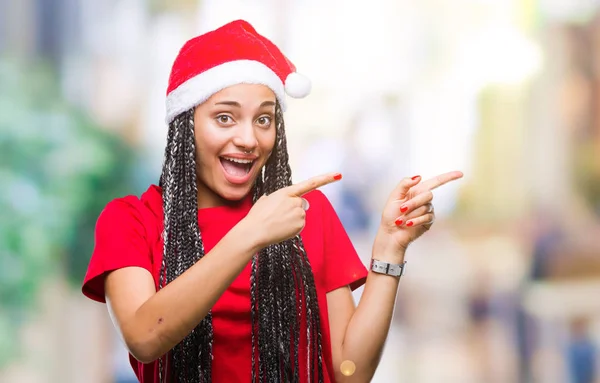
[223,157,253,164]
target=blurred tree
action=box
[0,58,138,367]
[149,0,198,15]
[575,140,600,214]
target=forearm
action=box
[124,220,260,362]
[338,248,404,382]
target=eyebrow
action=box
[214,100,276,108]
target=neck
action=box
[196,181,250,209]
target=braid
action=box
[253,103,325,382]
[158,103,324,383]
[159,110,212,382]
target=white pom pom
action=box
[285,72,311,98]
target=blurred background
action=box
[2,0,600,382]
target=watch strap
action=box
[370,259,406,277]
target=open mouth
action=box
[219,156,255,177]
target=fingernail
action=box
[400,206,408,213]
[411,175,420,180]
[333,173,342,180]
[407,221,414,227]
[395,219,404,226]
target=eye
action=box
[256,115,272,127]
[216,115,233,125]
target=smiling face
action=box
[192,84,277,208]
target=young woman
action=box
[82,19,463,383]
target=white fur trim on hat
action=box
[165,60,287,124]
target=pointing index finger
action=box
[287,173,342,196]
[415,171,464,193]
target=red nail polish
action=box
[411,175,420,180]
[333,173,342,180]
[400,206,408,213]
[395,219,403,226]
[407,221,414,227]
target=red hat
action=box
[165,20,311,124]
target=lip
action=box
[220,153,259,161]
[219,156,257,185]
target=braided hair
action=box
[157,103,324,382]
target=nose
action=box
[232,121,258,152]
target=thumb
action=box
[389,175,421,201]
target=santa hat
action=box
[165,20,311,124]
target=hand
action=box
[244,172,342,249]
[373,171,464,259]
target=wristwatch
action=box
[370,259,406,277]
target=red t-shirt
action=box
[82,185,368,382]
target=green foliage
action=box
[0,58,138,367]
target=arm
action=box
[327,250,404,383]
[328,172,463,382]
[106,220,259,363]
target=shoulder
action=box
[303,189,333,211]
[303,189,341,224]
[83,187,161,303]
[302,190,340,235]
[96,185,163,234]
[100,196,142,219]
[98,196,146,226]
